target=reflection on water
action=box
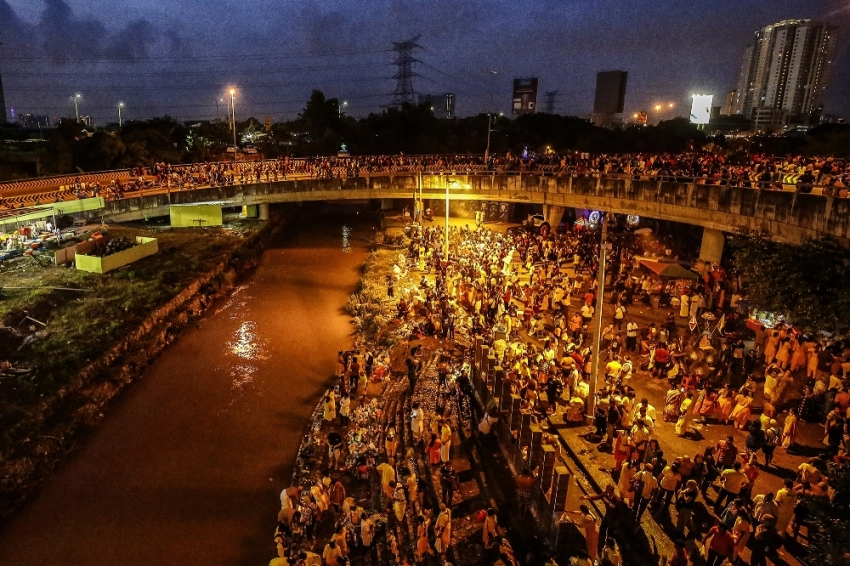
[214,284,250,318]
[225,321,269,397]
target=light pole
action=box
[587,212,614,419]
[118,102,124,128]
[72,94,81,123]
[444,177,451,258]
[339,100,348,118]
[418,170,423,223]
[484,113,493,163]
[230,89,237,162]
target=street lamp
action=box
[587,212,615,419]
[484,113,493,163]
[443,179,469,258]
[118,102,124,128]
[339,100,348,118]
[72,94,82,123]
[229,88,237,162]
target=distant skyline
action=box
[1,0,849,125]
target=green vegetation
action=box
[346,249,398,347]
[803,462,850,566]
[8,89,850,180]
[0,222,263,513]
[728,232,850,334]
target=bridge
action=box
[4,168,850,261]
[47,171,847,263]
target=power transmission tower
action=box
[544,90,559,115]
[390,35,422,108]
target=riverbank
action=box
[275,219,539,566]
[0,216,285,519]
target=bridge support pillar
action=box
[258,203,270,221]
[699,228,725,265]
[542,205,565,227]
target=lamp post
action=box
[444,176,450,258]
[339,100,348,118]
[418,170,423,223]
[230,89,237,162]
[484,113,493,163]
[587,212,614,419]
[72,94,81,123]
[118,102,124,129]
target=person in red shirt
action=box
[703,523,734,566]
[835,387,850,414]
[653,345,670,378]
[584,290,595,306]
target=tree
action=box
[729,232,850,334]
[801,461,850,566]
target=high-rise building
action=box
[736,19,837,124]
[511,78,538,117]
[592,70,627,127]
[18,114,50,128]
[721,90,738,116]
[419,93,455,119]
[0,65,7,124]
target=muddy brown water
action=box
[0,221,368,566]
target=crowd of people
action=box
[5,150,850,210]
[385,217,847,565]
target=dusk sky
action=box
[1,0,849,125]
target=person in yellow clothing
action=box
[376,458,396,507]
[323,394,336,425]
[440,420,452,463]
[322,540,342,566]
[415,514,434,561]
[483,507,500,548]
[434,503,452,557]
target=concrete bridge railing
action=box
[88,173,850,244]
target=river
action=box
[0,212,369,566]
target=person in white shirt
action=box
[410,402,424,442]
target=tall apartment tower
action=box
[736,19,836,126]
[591,70,628,127]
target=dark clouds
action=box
[1,0,849,124]
[1,0,160,63]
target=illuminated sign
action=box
[690,94,713,125]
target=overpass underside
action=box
[89,174,850,245]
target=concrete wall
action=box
[88,174,850,244]
[169,204,223,227]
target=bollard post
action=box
[529,424,544,471]
[551,466,571,511]
[486,355,497,393]
[509,395,522,433]
[541,444,556,492]
[494,367,505,398]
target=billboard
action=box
[512,78,538,117]
[690,94,713,125]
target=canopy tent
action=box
[0,198,105,230]
[640,260,699,280]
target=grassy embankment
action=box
[0,221,265,515]
[346,223,409,347]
